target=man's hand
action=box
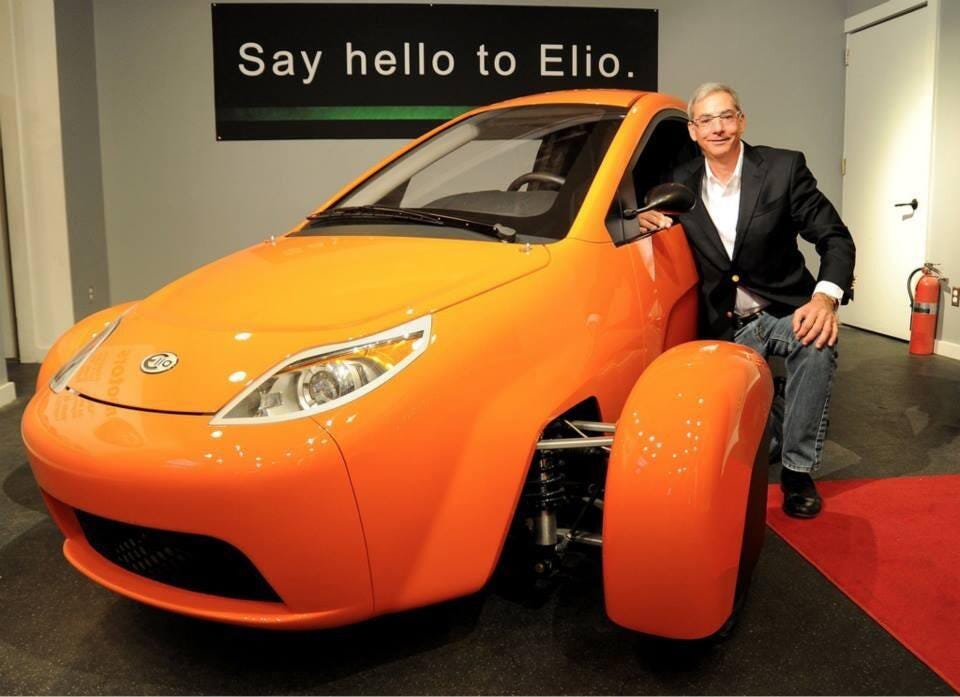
[792,293,839,348]
[636,210,673,233]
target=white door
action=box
[841,5,934,340]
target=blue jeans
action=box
[733,312,837,474]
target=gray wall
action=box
[91,0,848,303]
[56,0,110,320]
[846,0,886,17]
[929,0,960,348]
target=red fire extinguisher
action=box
[907,263,942,355]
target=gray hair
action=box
[687,82,743,120]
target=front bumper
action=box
[22,389,374,629]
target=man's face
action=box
[687,91,745,161]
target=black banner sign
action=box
[212,3,658,140]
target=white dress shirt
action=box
[700,143,843,316]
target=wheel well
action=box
[549,396,602,425]
[494,397,607,588]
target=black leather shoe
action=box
[780,468,822,519]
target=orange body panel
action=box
[317,228,696,615]
[23,389,373,627]
[20,90,769,634]
[66,238,551,413]
[603,341,773,638]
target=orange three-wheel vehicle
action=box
[22,90,772,639]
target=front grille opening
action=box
[75,510,281,603]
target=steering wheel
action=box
[506,171,566,192]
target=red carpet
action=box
[767,475,960,693]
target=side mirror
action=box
[623,183,697,220]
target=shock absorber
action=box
[523,452,567,548]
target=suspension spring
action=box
[523,453,567,511]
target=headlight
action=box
[49,317,123,393]
[212,315,431,424]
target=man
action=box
[639,83,855,519]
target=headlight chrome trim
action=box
[49,316,124,394]
[210,314,432,425]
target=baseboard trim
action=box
[934,339,960,361]
[0,380,17,408]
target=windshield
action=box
[298,104,626,242]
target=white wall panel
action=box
[0,0,74,364]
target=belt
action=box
[733,310,763,330]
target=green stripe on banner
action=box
[221,106,473,121]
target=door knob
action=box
[894,198,918,211]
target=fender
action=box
[603,340,773,639]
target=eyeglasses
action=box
[690,110,742,130]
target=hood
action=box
[69,233,549,413]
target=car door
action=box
[607,110,701,362]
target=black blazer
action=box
[673,144,855,340]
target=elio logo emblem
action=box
[140,352,179,374]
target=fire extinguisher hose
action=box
[907,267,924,306]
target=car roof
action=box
[477,89,670,110]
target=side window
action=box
[608,115,698,244]
[631,119,697,206]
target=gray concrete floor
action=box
[1,327,958,695]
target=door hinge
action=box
[841,158,847,176]
[844,48,850,66]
